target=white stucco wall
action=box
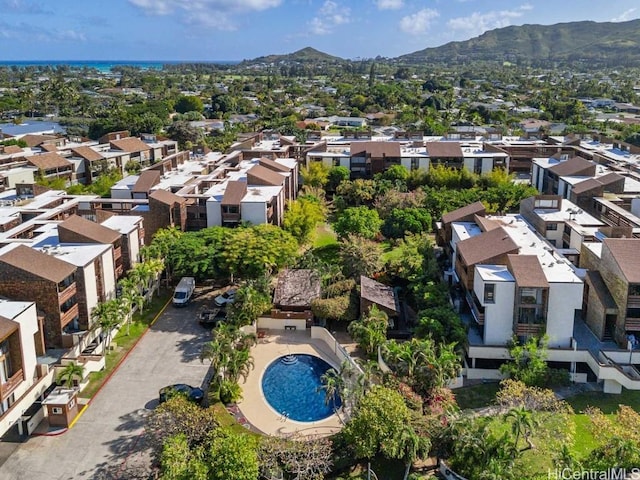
[474,271,516,345]
[546,282,583,347]
[241,202,267,225]
[206,198,222,227]
[82,262,99,323]
[128,229,140,266]
[5,169,35,187]
[11,303,39,398]
[101,249,116,300]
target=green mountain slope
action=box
[397,19,640,67]
[242,47,344,65]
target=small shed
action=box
[272,269,321,326]
[42,388,79,428]
[360,276,399,326]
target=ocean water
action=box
[0,60,239,73]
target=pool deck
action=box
[237,329,344,438]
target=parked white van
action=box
[173,277,195,307]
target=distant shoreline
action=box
[0,60,240,73]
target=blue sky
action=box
[1,0,639,61]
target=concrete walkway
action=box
[237,329,344,437]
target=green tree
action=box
[166,121,204,149]
[348,305,388,357]
[339,234,383,278]
[327,165,350,192]
[91,299,123,348]
[174,95,203,114]
[333,207,382,240]
[381,207,432,239]
[343,385,413,461]
[209,429,259,480]
[161,434,208,480]
[499,335,556,387]
[57,362,84,389]
[225,279,272,326]
[283,196,325,244]
[300,162,329,187]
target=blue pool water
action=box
[262,354,342,422]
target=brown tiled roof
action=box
[0,245,75,283]
[132,170,161,193]
[149,189,184,206]
[596,172,624,187]
[425,141,463,158]
[71,146,104,162]
[40,143,58,152]
[585,271,617,311]
[0,315,19,342]
[273,269,321,308]
[360,275,397,313]
[58,214,120,244]
[247,164,285,186]
[571,178,602,196]
[20,134,57,148]
[2,145,23,154]
[507,255,548,288]
[474,214,501,232]
[26,152,72,170]
[350,141,401,158]
[259,157,291,173]
[441,201,486,224]
[603,238,640,283]
[548,157,595,176]
[457,227,519,266]
[221,181,247,205]
[110,137,151,153]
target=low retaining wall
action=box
[311,327,363,375]
[257,317,306,331]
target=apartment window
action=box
[484,284,495,303]
[546,223,558,231]
[520,288,539,305]
[626,308,640,319]
[411,158,419,171]
[629,285,640,297]
[332,158,340,167]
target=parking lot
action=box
[0,288,215,480]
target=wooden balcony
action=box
[60,304,80,326]
[58,283,77,305]
[515,323,545,337]
[0,369,24,401]
[113,245,122,261]
[625,318,640,331]
[222,213,241,222]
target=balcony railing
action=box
[466,291,485,326]
[60,304,80,326]
[515,323,545,337]
[58,283,77,305]
[0,368,24,401]
[625,318,640,331]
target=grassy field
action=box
[80,291,171,399]
[314,223,338,248]
[453,382,500,410]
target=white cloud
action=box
[309,1,351,35]
[447,4,532,36]
[128,0,283,29]
[375,0,403,10]
[399,8,439,36]
[611,8,637,22]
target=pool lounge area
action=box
[237,329,345,437]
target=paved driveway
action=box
[0,291,214,480]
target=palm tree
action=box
[118,278,143,335]
[57,362,85,389]
[506,406,536,451]
[91,299,122,348]
[318,368,343,411]
[394,424,430,480]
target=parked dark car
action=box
[198,308,225,328]
[158,384,204,405]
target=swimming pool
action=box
[261,354,342,422]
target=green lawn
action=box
[566,389,640,413]
[454,382,500,410]
[80,291,171,399]
[314,223,338,248]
